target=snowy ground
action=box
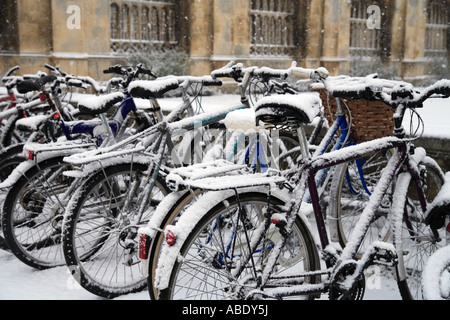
[0,247,404,300]
[0,91,448,301]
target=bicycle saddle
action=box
[16,75,57,94]
[255,92,321,128]
[78,92,124,115]
[128,77,180,99]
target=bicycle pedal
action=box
[365,242,398,267]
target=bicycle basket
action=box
[315,88,395,143]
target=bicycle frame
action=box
[246,128,434,298]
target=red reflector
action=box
[39,92,46,102]
[138,234,148,260]
[24,149,34,160]
[166,230,176,246]
[53,112,60,119]
[446,222,450,233]
[271,218,280,224]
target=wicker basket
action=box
[315,88,395,143]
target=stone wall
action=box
[0,0,448,81]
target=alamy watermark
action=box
[367,5,381,30]
[67,5,81,30]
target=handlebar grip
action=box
[255,67,289,79]
[290,67,313,79]
[202,78,223,87]
[4,66,20,78]
[66,79,86,89]
[211,62,242,79]
[45,64,56,72]
[44,64,67,77]
[137,66,157,78]
[103,65,126,75]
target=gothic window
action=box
[110,1,178,54]
[141,7,149,40]
[0,0,18,52]
[110,3,119,39]
[350,1,381,56]
[131,5,139,40]
[150,7,159,41]
[160,8,167,43]
[349,0,392,60]
[250,0,296,56]
[425,0,449,57]
[121,4,129,39]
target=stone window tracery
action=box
[349,1,382,56]
[425,0,449,57]
[0,0,18,52]
[250,0,295,56]
[109,0,178,54]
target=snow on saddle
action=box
[77,92,124,115]
[255,92,322,129]
[128,77,180,100]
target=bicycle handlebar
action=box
[16,75,57,94]
[45,64,68,77]
[211,61,244,82]
[135,63,157,79]
[174,75,223,88]
[378,80,450,108]
[3,66,20,78]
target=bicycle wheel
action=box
[422,245,450,300]
[276,131,302,171]
[147,189,202,299]
[62,163,169,298]
[396,159,445,300]
[0,143,25,181]
[0,144,25,251]
[2,156,74,269]
[329,149,392,255]
[158,191,320,300]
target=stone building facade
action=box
[0,0,449,82]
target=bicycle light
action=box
[39,92,46,102]
[167,179,179,192]
[166,229,176,246]
[138,233,151,260]
[23,148,34,161]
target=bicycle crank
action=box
[329,261,365,300]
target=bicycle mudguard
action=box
[425,172,450,229]
[153,188,291,291]
[137,190,193,277]
[0,144,92,190]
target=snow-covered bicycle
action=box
[0,64,158,267]
[59,62,316,298]
[137,64,413,300]
[149,78,450,300]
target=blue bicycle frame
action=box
[60,92,138,146]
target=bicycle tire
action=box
[1,114,28,148]
[157,191,320,300]
[0,144,25,251]
[395,158,445,300]
[2,156,74,269]
[332,153,445,299]
[62,163,169,298]
[147,189,202,299]
[329,149,392,255]
[422,245,450,300]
